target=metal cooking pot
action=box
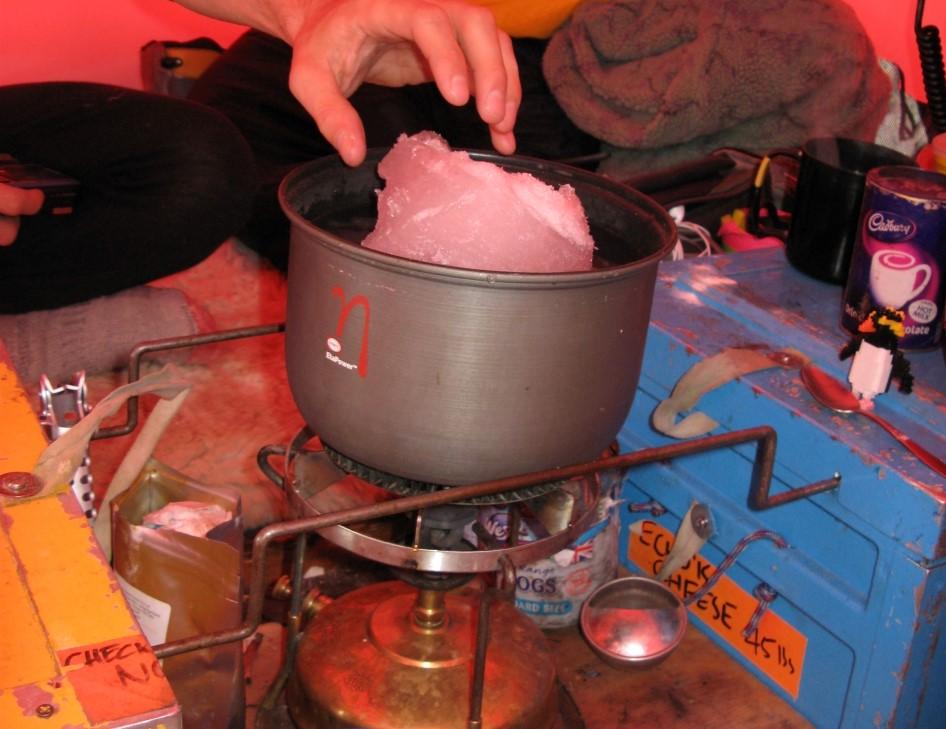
[279,150,675,485]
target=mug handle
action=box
[746,148,801,236]
[909,265,933,300]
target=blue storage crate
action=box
[617,248,946,729]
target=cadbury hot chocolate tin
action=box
[841,166,946,350]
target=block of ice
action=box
[361,132,595,272]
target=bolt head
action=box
[0,472,42,498]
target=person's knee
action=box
[149,102,258,242]
[179,110,256,206]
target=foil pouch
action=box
[111,458,244,729]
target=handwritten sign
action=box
[57,635,176,724]
[628,519,807,699]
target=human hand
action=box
[285,0,521,166]
[0,182,44,246]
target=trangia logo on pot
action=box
[324,287,371,378]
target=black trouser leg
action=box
[0,82,256,313]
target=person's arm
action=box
[0,182,43,246]
[173,0,521,165]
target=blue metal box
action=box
[617,249,946,729]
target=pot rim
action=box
[279,148,676,288]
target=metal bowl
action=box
[579,576,687,669]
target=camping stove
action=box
[255,428,606,729]
[238,425,834,729]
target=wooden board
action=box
[548,617,812,728]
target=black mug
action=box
[785,137,915,284]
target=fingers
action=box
[0,217,21,247]
[407,4,474,106]
[492,31,520,134]
[289,61,369,166]
[413,2,521,130]
[0,184,43,246]
[0,183,43,217]
[286,0,522,166]
[490,127,516,156]
[485,29,519,153]
[23,188,43,215]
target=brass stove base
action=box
[286,581,562,729]
[256,688,577,729]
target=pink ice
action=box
[361,132,595,272]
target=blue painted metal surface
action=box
[617,248,946,729]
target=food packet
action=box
[112,459,244,729]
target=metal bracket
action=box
[743,427,841,510]
[93,322,285,440]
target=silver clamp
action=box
[39,372,95,520]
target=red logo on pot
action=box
[327,286,370,378]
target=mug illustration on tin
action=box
[869,249,932,309]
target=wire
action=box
[666,205,722,260]
[679,221,722,257]
[916,0,946,134]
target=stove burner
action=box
[273,430,603,575]
[323,443,566,505]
